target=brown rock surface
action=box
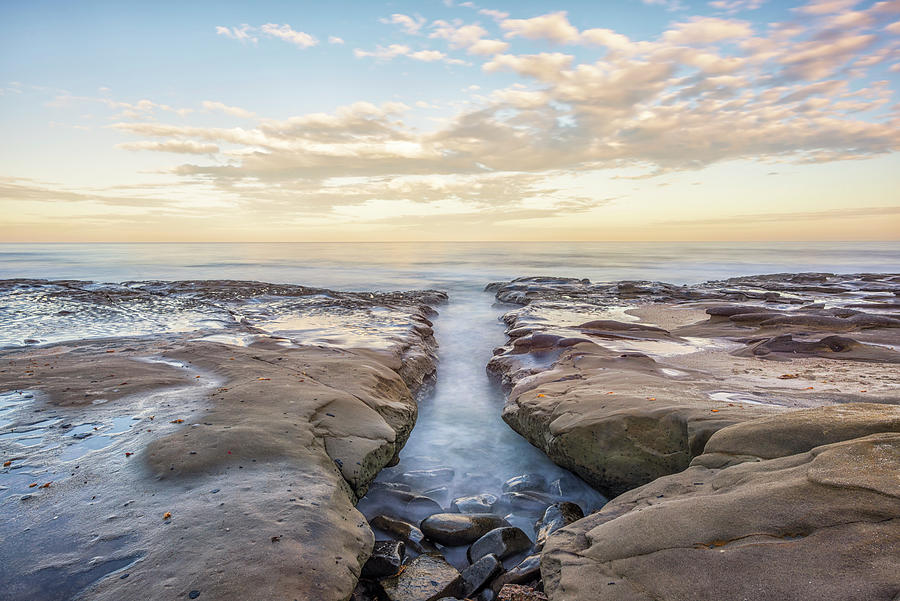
[489,273,900,497]
[542,405,900,601]
[0,279,444,601]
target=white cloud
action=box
[215,25,257,44]
[104,6,900,219]
[328,36,345,44]
[708,0,766,13]
[381,13,426,35]
[478,9,509,20]
[500,11,580,43]
[202,101,256,119]
[259,23,318,48]
[355,44,466,65]
[117,140,219,154]
[216,23,319,49]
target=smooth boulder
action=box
[420,513,509,547]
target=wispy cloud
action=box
[216,23,319,48]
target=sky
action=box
[0,0,898,242]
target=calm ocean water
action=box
[1,241,897,289]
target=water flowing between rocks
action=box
[357,284,606,570]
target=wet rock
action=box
[367,488,443,522]
[369,481,412,493]
[497,585,548,601]
[468,527,532,563]
[451,493,499,513]
[423,486,450,506]
[370,515,435,554]
[459,553,504,598]
[361,540,405,579]
[533,502,584,552]
[501,491,552,514]
[400,467,455,488]
[476,589,497,601]
[380,553,462,601]
[502,474,546,494]
[420,513,509,547]
[491,555,541,594]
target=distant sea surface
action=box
[1,242,897,290]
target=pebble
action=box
[188,591,201,599]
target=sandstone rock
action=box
[497,583,547,600]
[468,527,532,563]
[542,411,900,601]
[380,554,462,601]
[420,513,510,547]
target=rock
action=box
[423,486,451,506]
[502,474,547,494]
[361,540,405,579]
[451,493,499,513]
[476,589,496,601]
[380,554,462,601]
[468,527,532,563]
[533,502,584,552]
[370,515,435,554]
[366,488,444,523]
[501,491,553,514]
[497,584,548,600]
[738,334,900,363]
[542,407,900,601]
[490,554,541,594]
[420,513,510,547]
[400,467,455,488]
[459,553,504,598]
[695,403,900,469]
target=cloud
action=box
[215,25,257,44]
[354,44,466,64]
[662,17,754,44]
[258,23,318,48]
[478,9,509,20]
[662,205,900,225]
[708,0,765,13]
[429,21,509,55]
[500,11,580,43]
[116,140,220,154]
[217,23,319,49]
[328,36,345,44]
[642,0,688,11]
[202,101,256,119]
[381,13,426,35]
[94,6,900,221]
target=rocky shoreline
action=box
[486,273,900,600]
[2,274,898,601]
[0,279,444,601]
